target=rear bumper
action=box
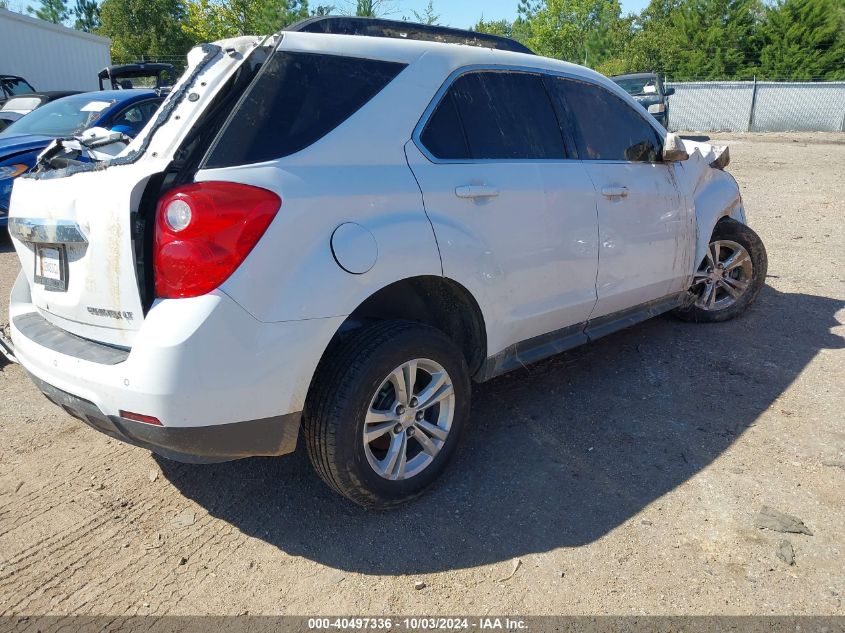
[9,271,344,461]
[30,373,301,463]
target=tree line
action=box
[13,0,845,80]
[476,0,845,80]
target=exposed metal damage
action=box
[25,36,274,180]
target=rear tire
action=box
[303,321,471,508]
[674,218,768,323]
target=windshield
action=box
[1,96,41,112]
[0,95,115,138]
[614,77,660,97]
[1,77,35,96]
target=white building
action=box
[0,7,111,92]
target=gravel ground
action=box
[0,133,843,617]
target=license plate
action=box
[34,244,68,292]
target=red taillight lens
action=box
[154,181,281,299]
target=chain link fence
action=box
[666,80,845,133]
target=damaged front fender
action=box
[675,138,746,270]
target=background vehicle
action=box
[98,63,177,92]
[0,74,36,107]
[6,21,766,508]
[0,91,81,132]
[1,7,111,93]
[611,72,675,128]
[0,90,163,226]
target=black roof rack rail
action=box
[287,16,534,55]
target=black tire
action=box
[302,320,471,508]
[674,217,768,323]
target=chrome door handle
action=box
[455,185,500,199]
[601,186,629,199]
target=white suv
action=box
[6,19,767,507]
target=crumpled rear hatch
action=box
[8,36,273,349]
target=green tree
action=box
[73,0,100,31]
[594,0,682,75]
[759,0,845,79]
[249,0,309,32]
[661,0,763,79]
[27,0,70,24]
[412,0,439,25]
[474,18,515,38]
[99,0,193,61]
[182,0,231,42]
[355,0,394,17]
[474,0,546,46]
[312,3,335,14]
[182,0,309,42]
[521,0,625,65]
[473,16,532,43]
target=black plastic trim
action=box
[475,293,684,382]
[29,373,301,464]
[584,294,683,341]
[13,312,130,365]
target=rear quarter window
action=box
[203,52,406,168]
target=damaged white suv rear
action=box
[7,18,767,508]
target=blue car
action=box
[0,90,163,227]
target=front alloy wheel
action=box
[675,218,768,323]
[692,240,753,311]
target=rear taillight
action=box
[154,181,281,299]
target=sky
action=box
[14,0,653,30]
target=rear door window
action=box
[550,78,663,162]
[421,71,566,161]
[204,52,406,168]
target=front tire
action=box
[674,218,768,323]
[303,321,471,508]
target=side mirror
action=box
[662,132,689,162]
[664,87,675,96]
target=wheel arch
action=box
[316,275,488,380]
[693,170,747,269]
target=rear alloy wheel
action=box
[675,218,768,323]
[364,358,456,481]
[303,321,471,508]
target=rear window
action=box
[2,77,35,96]
[204,52,406,168]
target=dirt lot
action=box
[0,133,843,618]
